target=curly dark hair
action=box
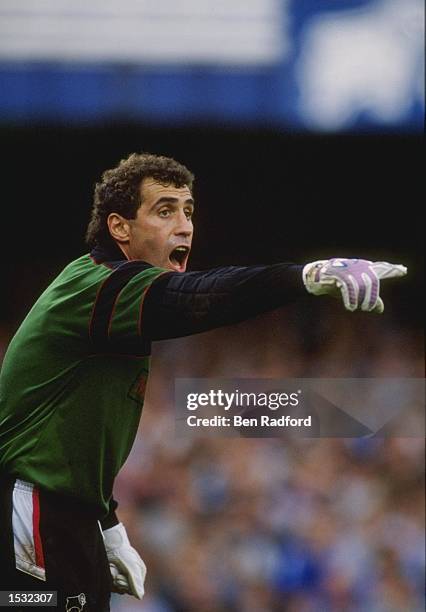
[86,152,194,249]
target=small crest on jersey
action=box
[128,366,149,407]
[66,593,86,611]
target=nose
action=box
[174,210,193,238]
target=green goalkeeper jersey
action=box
[0,247,167,517]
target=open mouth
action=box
[169,246,190,271]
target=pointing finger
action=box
[371,262,407,279]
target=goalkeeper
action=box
[0,153,406,610]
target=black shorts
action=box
[0,475,112,611]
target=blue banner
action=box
[0,0,423,130]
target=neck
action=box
[116,242,131,261]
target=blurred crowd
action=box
[110,303,424,612]
[0,301,424,612]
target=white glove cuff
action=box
[303,260,328,295]
[102,522,131,551]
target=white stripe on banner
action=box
[12,480,46,581]
[0,0,286,65]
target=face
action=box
[124,178,194,272]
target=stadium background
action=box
[0,1,424,611]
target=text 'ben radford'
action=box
[187,415,312,428]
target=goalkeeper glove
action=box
[102,522,146,599]
[303,258,407,312]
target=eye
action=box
[158,208,171,218]
[185,208,193,220]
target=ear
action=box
[107,213,130,244]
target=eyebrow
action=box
[151,196,195,210]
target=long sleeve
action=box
[142,263,305,341]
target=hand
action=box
[102,522,146,599]
[303,258,407,312]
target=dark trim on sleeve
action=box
[89,261,153,350]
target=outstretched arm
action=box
[143,263,305,341]
[89,257,407,353]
